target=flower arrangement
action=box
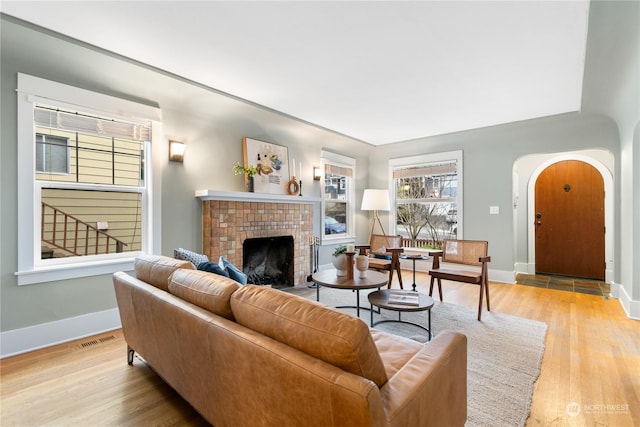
[333,245,347,257]
[233,162,258,177]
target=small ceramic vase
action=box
[355,254,369,278]
[332,254,348,276]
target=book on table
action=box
[388,291,420,306]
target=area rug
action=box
[285,286,548,427]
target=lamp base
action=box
[368,210,387,242]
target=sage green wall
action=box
[369,113,620,275]
[580,0,639,311]
[0,16,372,332]
[2,0,639,335]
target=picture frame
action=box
[243,137,290,195]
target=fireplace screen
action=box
[243,236,294,288]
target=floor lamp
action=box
[361,189,391,241]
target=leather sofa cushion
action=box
[370,329,424,378]
[231,285,388,388]
[135,254,195,291]
[168,269,240,320]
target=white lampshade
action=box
[361,189,390,211]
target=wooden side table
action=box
[368,289,434,340]
[312,269,389,317]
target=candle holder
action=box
[299,180,303,196]
[345,251,355,280]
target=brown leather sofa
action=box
[113,254,467,427]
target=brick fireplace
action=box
[201,196,315,286]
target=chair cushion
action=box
[168,269,239,320]
[430,267,482,284]
[230,285,389,387]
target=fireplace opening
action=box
[243,236,294,288]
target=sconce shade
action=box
[361,189,391,211]
[313,166,321,181]
[169,140,185,162]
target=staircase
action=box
[41,202,128,258]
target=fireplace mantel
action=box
[195,189,321,204]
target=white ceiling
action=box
[1,1,590,145]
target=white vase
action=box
[355,254,369,278]
[332,254,348,276]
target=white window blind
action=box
[393,162,457,179]
[325,164,353,178]
[34,106,151,141]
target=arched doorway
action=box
[534,160,605,280]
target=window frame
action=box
[15,73,162,285]
[388,150,464,242]
[320,150,356,245]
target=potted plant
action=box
[332,245,348,276]
[233,162,258,192]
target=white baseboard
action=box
[489,269,516,284]
[514,262,530,274]
[0,308,121,359]
[612,282,640,320]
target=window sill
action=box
[15,257,136,286]
[321,235,357,246]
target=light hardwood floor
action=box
[1,273,638,426]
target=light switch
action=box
[489,206,500,215]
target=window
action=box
[321,151,355,243]
[35,133,70,174]
[389,151,463,249]
[16,73,161,285]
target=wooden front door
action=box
[534,160,605,280]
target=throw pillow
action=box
[219,256,248,285]
[197,261,230,278]
[174,248,209,266]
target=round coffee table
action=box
[368,289,434,340]
[312,269,389,317]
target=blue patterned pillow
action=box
[173,248,209,266]
[219,256,248,285]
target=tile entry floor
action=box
[515,273,610,297]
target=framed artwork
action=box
[243,137,290,195]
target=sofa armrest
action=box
[379,330,467,427]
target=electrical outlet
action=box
[489,206,500,215]
[97,221,108,230]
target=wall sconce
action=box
[169,140,185,162]
[313,166,321,181]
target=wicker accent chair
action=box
[429,239,491,320]
[356,234,404,289]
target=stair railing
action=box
[41,202,128,257]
